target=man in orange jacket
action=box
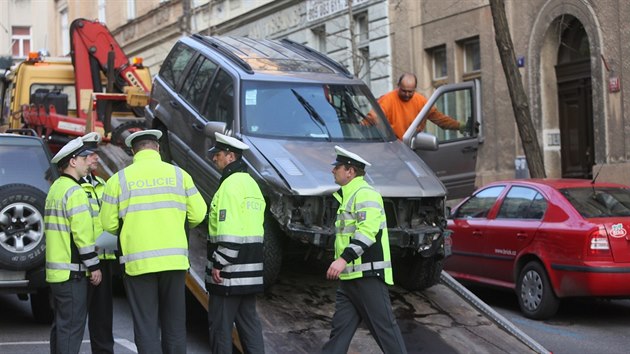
[369,73,465,139]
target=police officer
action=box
[46,136,102,354]
[80,132,116,354]
[322,146,407,354]
[100,130,207,354]
[206,132,266,354]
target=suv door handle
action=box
[169,100,179,108]
[192,123,204,132]
[516,232,528,240]
[462,146,478,153]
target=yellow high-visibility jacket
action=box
[100,149,207,276]
[45,175,100,283]
[206,162,265,296]
[81,174,116,260]
[333,176,393,285]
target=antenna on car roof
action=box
[591,158,606,185]
[591,164,604,184]
[590,157,607,198]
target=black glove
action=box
[463,118,480,135]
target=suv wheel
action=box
[157,126,173,162]
[0,184,47,270]
[395,254,443,291]
[263,216,283,289]
[517,261,559,320]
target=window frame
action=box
[431,45,448,82]
[11,26,31,59]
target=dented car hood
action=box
[245,137,447,198]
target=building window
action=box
[12,27,31,58]
[464,38,480,73]
[311,26,326,53]
[127,0,136,20]
[359,47,370,83]
[60,11,69,55]
[98,0,106,23]
[353,12,369,83]
[354,12,368,46]
[431,46,447,81]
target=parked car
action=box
[445,178,630,319]
[144,35,482,290]
[0,129,57,322]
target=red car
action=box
[445,179,630,319]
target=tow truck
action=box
[0,18,150,161]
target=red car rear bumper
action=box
[551,262,630,297]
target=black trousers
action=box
[208,293,265,354]
[88,259,115,354]
[123,270,187,354]
[50,276,89,354]
[322,277,407,354]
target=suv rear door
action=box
[404,80,482,200]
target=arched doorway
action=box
[555,17,593,179]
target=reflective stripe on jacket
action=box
[100,149,207,276]
[333,176,393,285]
[81,174,116,260]
[45,175,99,283]
[206,171,265,296]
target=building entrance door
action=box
[556,59,593,178]
[554,18,593,179]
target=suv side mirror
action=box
[203,121,227,138]
[411,132,439,151]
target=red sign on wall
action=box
[609,77,621,93]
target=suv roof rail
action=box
[192,34,254,74]
[280,38,353,79]
[5,128,38,137]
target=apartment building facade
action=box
[6,0,630,187]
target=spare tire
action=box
[0,184,47,270]
[110,120,146,156]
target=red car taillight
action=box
[587,225,611,257]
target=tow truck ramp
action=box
[186,227,549,354]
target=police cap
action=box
[208,132,249,156]
[80,132,101,151]
[124,129,162,148]
[51,137,95,165]
[331,145,371,170]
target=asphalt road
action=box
[0,286,210,354]
[466,284,630,354]
[0,264,533,354]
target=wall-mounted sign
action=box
[307,0,369,22]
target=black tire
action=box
[0,184,47,270]
[110,120,146,155]
[517,261,560,320]
[158,126,173,162]
[395,254,444,291]
[263,216,283,289]
[31,288,53,324]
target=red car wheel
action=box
[517,261,559,320]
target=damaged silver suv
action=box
[146,35,453,290]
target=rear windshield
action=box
[240,81,396,142]
[560,187,630,217]
[0,141,53,193]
